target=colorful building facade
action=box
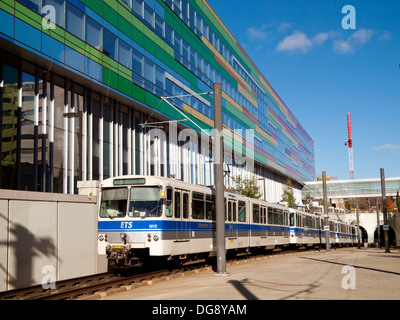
[0,0,315,202]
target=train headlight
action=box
[153,235,159,242]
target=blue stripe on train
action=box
[98,220,291,233]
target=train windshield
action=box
[100,188,128,218]
[128,187,162,218]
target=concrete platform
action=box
[96,248,400,300]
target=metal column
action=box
[214,83,227,274]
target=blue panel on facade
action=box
[65,46,85,73]
[42,33,65,63]
[0,9,14,38]
[85,6,102,22]
[154,1,164,19]
[15,19,41,51]
[102,19,120,40]
[86,57,102,82]
[66,0,85,13]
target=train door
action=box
[316,217,322,245]
[297,213,303,239]
[174,190,190,242]
[261,206,267,238]
[227,199,238,239]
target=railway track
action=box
[0,246,337,300]
[0,264,208,301]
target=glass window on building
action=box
[144,57,155,93]
[165,23,173,45]
[20,71,36,191]
[18,0,41,13]
[1,64,19,190]
[86,16,102,50]
[121,0,131,8]
[51,75,66,193]
[118,40,131,69]
[103,101,112,179]
[155,14,164,37]
[122,110,129,175]
[155,65,165,96]
[174,32,182,55]
[132,0,143,18]
[66,2,84,40]
[90,97,101,181]
[144,3,155,28]
[42,0,65,28]
[132,49,144,87]
[103,29,118,60]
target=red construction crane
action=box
[344,112,355,179]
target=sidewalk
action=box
[95,248,400,300]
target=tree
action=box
[396,191,400,213]
[281,178,297,206]
[386,197,395,213]
[231,174,262,199]
[302,192,313,207]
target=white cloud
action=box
[246,27,267,42]
[278,22,292,33]
[333,28,374,54]
[276,31,313,54]
[333,39,353,54]
[313,32,330,44]
[379,30,391,41]
[352,28,374,44]
[373,144,400,152]
[275,27,374,55]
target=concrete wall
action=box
[0,190,97,291]
[345,212,398,246]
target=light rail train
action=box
[97,176,358,270]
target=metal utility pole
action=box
[355,198,361,249]
[322,171,331,252]
[214,83,227,274]
[376,197,381,248]
[380,168,390,253]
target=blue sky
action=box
[207,0,400,180]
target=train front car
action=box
[98,177,165,269]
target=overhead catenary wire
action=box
[141,91,214,138]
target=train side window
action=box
[238,201,246,222]
[227,201,232,221]
[278,209,284,225]
[297,214,301,227]
[174,191,181,218]
[253,204,259,223]
[183,192,189,219]
[224,198,227,220]
[261,207,266,224]
[273,209,279,225]
[268,207,273,224]
[233,202,237,222]
[290,213,295,226]
[166,187,173,217]
[285,211,289,226]
[192,192,205,220]
[206,195,215,220]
